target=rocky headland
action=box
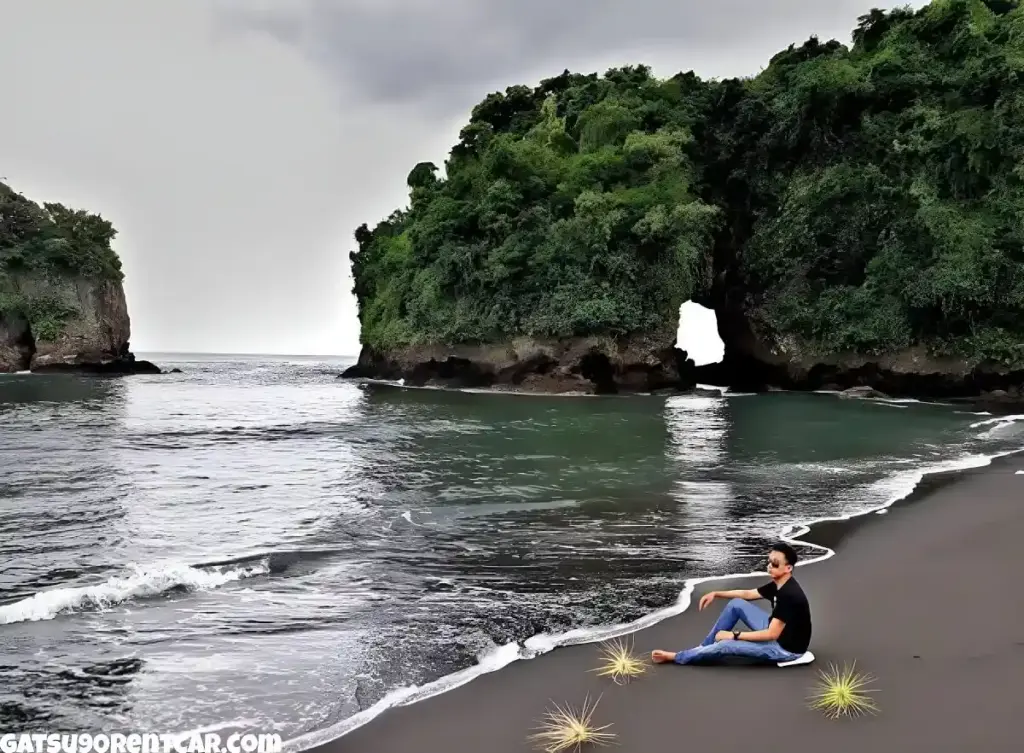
[0,182,159,375]
[342,1,1024,401]
[342,333,697,394]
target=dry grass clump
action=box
[808,661,879,719]
[590,636,648,685]
[528,694,616,753]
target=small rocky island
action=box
[342,1,1024,401]
[0,181,159,375]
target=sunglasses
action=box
[767,559,784,569]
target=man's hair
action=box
[771,542,799,567]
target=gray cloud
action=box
[222,0,930,111]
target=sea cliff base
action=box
[341,335,699,395]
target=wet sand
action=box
[315,452,1024,753]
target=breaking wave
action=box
[0,561,269,625]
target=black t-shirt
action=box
[757,578,812,654]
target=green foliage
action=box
[27,295,79,342]
[712,0,1024,364]
[0,182,123,281]
[0,181,123,340]
[351,0,1024,366]
[351,65,719,348]
[0,286,79,343]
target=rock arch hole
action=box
[579,351,617,395]
[675,301,723,367]
[1,312,36,372]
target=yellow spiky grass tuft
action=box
[528,694,616,753]
[808,661,879,719]
[590,636,648,685]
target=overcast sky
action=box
[0,0,927,357]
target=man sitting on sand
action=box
[652,542,812,666]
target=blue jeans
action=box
[674,598,802,665]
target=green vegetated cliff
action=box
[0,181,154,373]
[354,75,718,350]
[348,0,1024,394]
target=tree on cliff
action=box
[0,182,123,281]
[351,0,1024,368]
[0,181,124,340]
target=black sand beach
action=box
[316,452,1024,753]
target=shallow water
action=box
[1,354,1021,740]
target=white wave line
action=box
[969,413,1024,429]
[283,446,1024,752]
[0,561,269,626]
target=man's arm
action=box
[735,617,785,642]
[720,590,761,602]
[698,588,761,610]
[710,588,761,600]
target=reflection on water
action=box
[665,393,732,569]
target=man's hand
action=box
[714,630,734,642]
[698,592,718,611]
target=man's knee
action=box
[724,597,746,611]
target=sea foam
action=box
[0,560,268,625]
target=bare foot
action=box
[651,650,676,664]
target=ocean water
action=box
[1,354,1022,745]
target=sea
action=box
[1,353,1022,747]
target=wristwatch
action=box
[733,630,741,641]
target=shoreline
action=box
[351,375,1024,416]
[353,377,737,400]
[285,443,1024,753]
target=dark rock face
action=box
[341,334,698,394]
[0,278,161,376]
[693,333,1024,403]
[837,386,890,400]
[29,348,162,376]
[345,302,1024,402]
[0,311,35,372]
[685,295,1024,403]
[946,387,1024,414]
